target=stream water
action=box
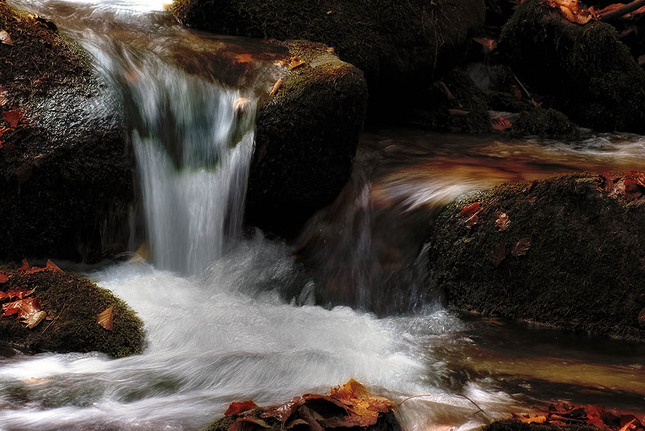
[1,0,644,430]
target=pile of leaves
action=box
[513,403,644,431]
[207,380,400,431]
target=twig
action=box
[508,67,534,102]
[598,0,645,21]
[397,393,491,421]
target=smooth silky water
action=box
[1,0,644,430]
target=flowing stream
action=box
[1,0,645,430]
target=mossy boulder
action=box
[511,108,580,140]
[428,173,645,341]
[0,267,144,358]
[170,0,486,116]
[499,0,645,133]
[0,1,133,262]
[246,40,368,237]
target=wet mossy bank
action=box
[171,0,486,117]
[499,0,645,133]
[0,267,144,358]
[0,0,133,262]
[246,40,368,238]
[428,173,645,341]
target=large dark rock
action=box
[171,0,486,116]
[246,40,368,237]
[428,173,645,341]
[0,0,133,262]
[499,0,645,133]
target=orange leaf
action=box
[2,297,41,321]
[18,259,30,271]
[226,400,258,416]
[459,202,481,216]
[288,57,306,70]
[269,78,283,96]
[0,30,13,46]
[45,259,63,273]
[97,306,114,330]
[0,272,8,284]
[234,53,253,64]
[492,116,512,130]
[2,110,23,128]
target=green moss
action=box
[428,173,645,341]
[499,0,645,132]
[0,270,145,358]
[511,108,580,139]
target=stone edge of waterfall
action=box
[428,172,645,343]
[0,1,134,263]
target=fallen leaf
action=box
[226,400,258,416]
[465,213,479,229]
[18,259,30,271]
[472,37,498,52]
[492,116,512,130]
[269,78,283,96]
[0,272,7,283]
[490,243,506,267]
[512,238,531,257]
[235,53,253,64]
[0,29,14,46]
[45,259,63,273]
[495,213,511,231]
[522,415,548,424]
[24,310,47,329]
[2,297,42,325]
[97,306,114,330]
[0,288,35,301]
[2,110,23,128]
[262,399,303,424]
[0,88,8,107]
[288,57,306,70]
[459,202,481,216]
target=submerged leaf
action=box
[97,306,114,330]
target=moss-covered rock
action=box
[0,267,144,357]
[246,40,368,237]
[428,173,645,341]
[511,108,580,140]
[0,1,132,262]
[170,0,485,116]
[499,0,645,133]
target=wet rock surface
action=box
[428,173,645,341]
[171,0,486,117]
[246,40,368,238]
[0,0,133,262]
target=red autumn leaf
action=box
[459,202,481,216]
[262,399,303,424]
[234,53,253,64]
[226,400,258,416]
[3,296,39,317]
[0,288,35,302]
[512,238,531,257]
[323,379,394,428]
[23,259,63,274]
[97,306,114,330]
[490,243,506,267]
[492,116,512,131]
[2,110,23,128]
[495,213,511,231]
[18,259,30,271]
[45,259,63,272]
[0,272,8,284]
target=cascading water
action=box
[2,0,645,430]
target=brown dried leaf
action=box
[0,272,7,284]
[0,88,8,107]
[234,53,253,64]
[492,116,512,131]
[0,29,14,46]
[495,213,511,231]
[226,400,258,416]
[2,110,23,128]
[97,306,114,330]
[512,238,531,257]
[2,297,41,321]
[269,78,283,96]
[490,243,506,267]
[288,57,306,70]
[262,399,304,424]
[472,37,498,52]
[24,310,47,329]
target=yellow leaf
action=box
[97,306,114,330]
